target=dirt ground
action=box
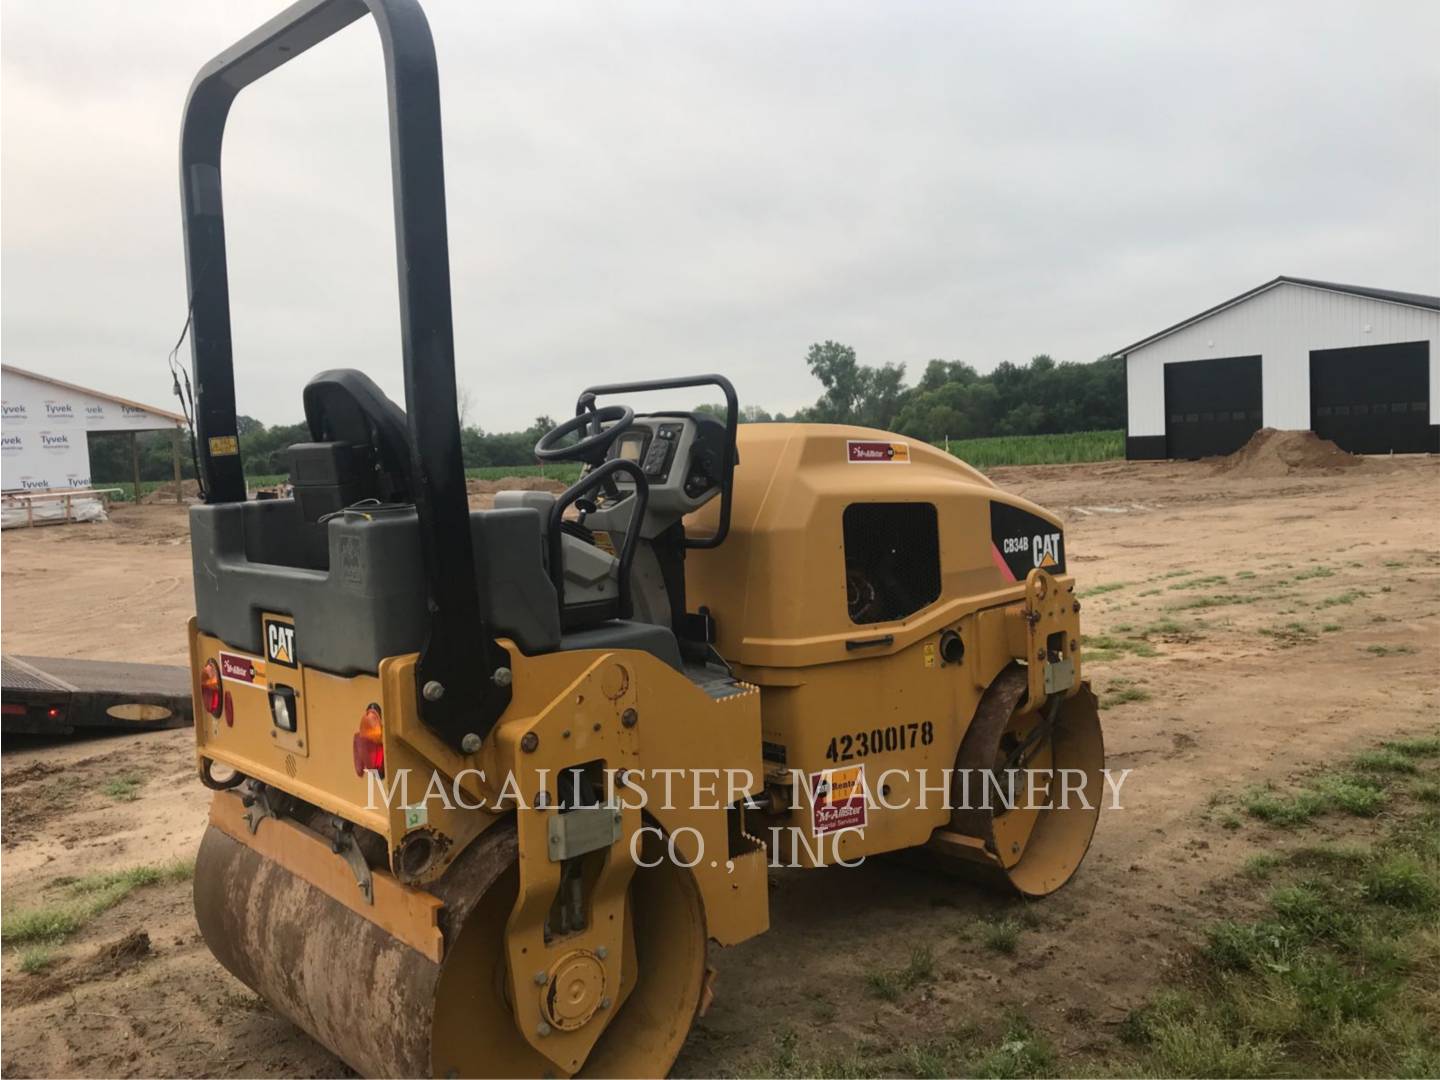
[2,454,1438,1078]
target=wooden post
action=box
[171,427,183,503]
[130,430,142,504]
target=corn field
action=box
[942,429,1124,469]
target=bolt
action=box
[534,971,549,986]
[492,667,513,688]
[599,997,612,1011]
[422,680,445,702]
[593,722,601,732]
[595,945,608,960]
[1072,600,1081,613]
[521,732,539,753]
[460,732,482,754]
[1011,842,1021,854]
[561,729,571,739]
[621,708,638,728]
[1036,649,1046,661]
[536,1022,552,1038]
[1069,639,1078,652]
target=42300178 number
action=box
[824,721,934,762]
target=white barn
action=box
[1,364,184,492]
[1114,277,1439,459]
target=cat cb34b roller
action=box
[179,1,1103,1075]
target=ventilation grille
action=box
[842,503,941,624]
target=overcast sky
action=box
[3,1,1437,430]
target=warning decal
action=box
[809,764,868,835]
[846,440,910,464]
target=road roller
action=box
[179,1,1104,1075]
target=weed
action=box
[1363,643,1417,657]
[968,1015,1055,1079]
[1322,623,1342,632]
[1319,590,1366,607]
[17,945,58,974]
[1172,594,1259,610]
[1259,622,1317,648]
[1079,582,1128,597]
[1242,854,1282,880]
[1102,682,1152,706]
[100,775,143,801]
[1293,566,1336,580]
[864,944,936,1000]
[981,918,1021,954]
[1167,574,1229,591]
[1362,856,1438,910]
[1314,774,1388,817]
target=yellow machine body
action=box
[189,424,1102,1077]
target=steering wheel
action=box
[534,404,635,464]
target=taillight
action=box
[201,659,222,718]
[353,703,384,777]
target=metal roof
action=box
[0,363,185,425]
[1113,276,1440,358]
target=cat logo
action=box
[1033,532,1062,568]
[264,618,297,668]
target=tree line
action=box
[91,343,1122,483]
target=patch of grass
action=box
[1171,593,1259,610]
[967,1014,1055,1079]
[1241,785,1326,827]
[1166,574,1229,591]
[1353,748,1419,774]
[1362,855,1438,910]
[1363,643,1417,657]
[1,858,195,945]
[1079,582,1128,597]
[100,774,144,801]
[1138,587,1161,597]
[1242,853,1283,880]
[1385,736,1440,758]
[17,945,59,974]
[1118,743,1440,1080]
[1102,681,1152,706]
[1083,633,1158,658]
[1319,590,1366,607]
[1259,621,1317,648]
[1236,570,1257,579]
[1313,774,1388,817]
[981,917,1021,954]
[1415,782,1440,804]
[1322,623,1342,632]
[1293,565,1336,580]
[864,944,936,1000]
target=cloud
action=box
[3,0,1437,431]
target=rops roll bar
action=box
[179,0,511,749]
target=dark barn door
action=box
[1310,341,1431,454]
[1163,355,1263,459]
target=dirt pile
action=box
[466,475,569,510]
[465,476,569,496]
[1214,428,1362,478]
[139,479,202,504]
[8,931,152,1005]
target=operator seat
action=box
[287,369,413,524]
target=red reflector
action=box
[1,703,24,716]
[47,706,61,719]
[200,659,223,718]
[353,702,384,777]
